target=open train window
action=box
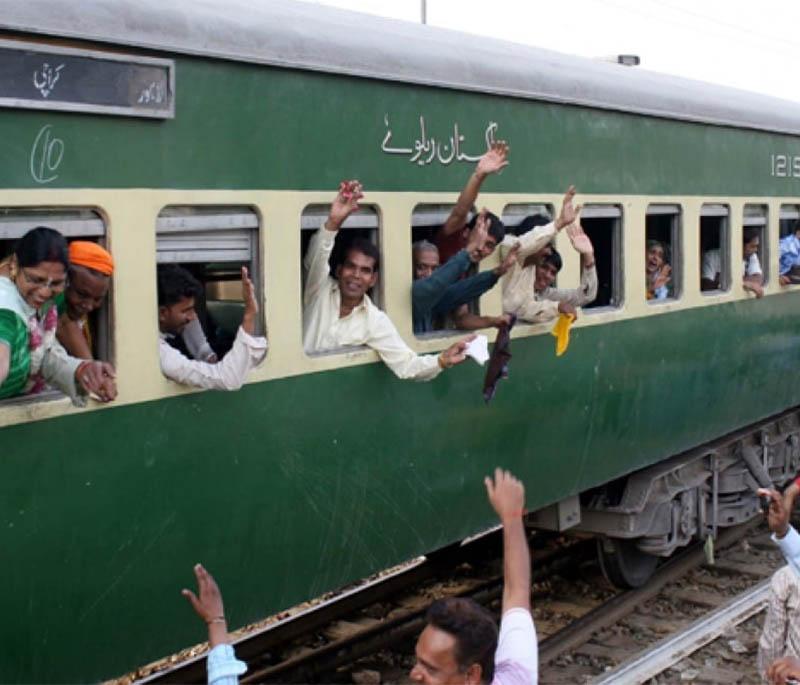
[699,204,730,294]
[411,204,479,338]
[301,204,381,354]
[646,204,682,302]
[0,207,110,405]
[743,205,768,286]
[779,204,800,285]
[156,206,263,360]
[580,204,623,311]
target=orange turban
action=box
[69,241,114,276]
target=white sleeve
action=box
[493,608,538,685]
[304,227,337,308]
[367,311,442,381]
[775,526,800,577]
[701,251,718,280]
[40,340,85,405]
[502,223,556,262]
[746,253,763,277]
[159,328,267,390]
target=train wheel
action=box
[597,538,659,589]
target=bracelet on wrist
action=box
[206,616,226,625]
[438,353,449,370]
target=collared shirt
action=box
[302,227,441,381]
[499,223,597,323]
[780,234,800,275]
[159,326,267,390]
[757,565,800,678]
[701,249,762,281]
[207,644,247,685]
[492,608,538,685]
[412,249,499,334]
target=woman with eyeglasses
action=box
[0,226,116,403]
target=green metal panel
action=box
[1,294,799,681]
[1,56,799,195]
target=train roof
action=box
[5,0,800,136]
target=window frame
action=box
[699,203,731,296]
[646,203,683,303]
[743,204,769,287]
[580,203,624,313]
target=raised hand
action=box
[485,468,526,523]
[476,141,510,178]
[439,334,476,369]
[76,361,117,402]
[566,219,594,256]
[555,186,579,230]
[466,210,490,262]
[653,264,672,291]
[240,266,259,334]
[326,180,364,230]
[182,563,229,648]
[758,488,791,538]
[494,243,521,276]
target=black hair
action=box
[542,247,563,272]
[14,226,68,269]
[157,264,203,307]
[344,238,381,273]
[743,227,760,245]
[515,213,551,237]
[467,211,505,244]
[425,598,498,682]
[794,218,800,235]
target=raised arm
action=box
[485,468,530,613]
[182,563,247,685]
[440,143,509,238]
[239,266,258,336]
[303,181,363,306]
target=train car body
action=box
[1,1,800,680]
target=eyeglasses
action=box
[19,268,66,291]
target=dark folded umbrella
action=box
[483,315,516,403]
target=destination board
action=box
[0,39,174,119]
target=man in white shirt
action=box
[410,469,537,685]
[758,486,800,683]
[303,181,471,381]
[500,188,593,324]
[158,265,267,390]
[701,227,764,297]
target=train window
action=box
[743,205,768,286]
[301,203,381,353]
[699,204,730,294]
[156,206,263,360]
[646,204,682,302]
[779,204,800,285]
[0,208,110,405]
[580,204,624,311]
[412,203,479,338]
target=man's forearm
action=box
[502,516,531,611]
[441,171,486,237]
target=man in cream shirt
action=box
[303,181,471,380]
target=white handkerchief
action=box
[465,334,490,366]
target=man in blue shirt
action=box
[779,220,800,285]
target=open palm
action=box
[567,221,593,255]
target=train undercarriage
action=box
[531,409,800,588]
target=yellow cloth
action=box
[550,313,576,356]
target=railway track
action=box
[127,513,788,685]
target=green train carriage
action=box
[2,0,800,680]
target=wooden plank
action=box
[622,614,687,634]
[670,588,727,608]
[704,559,776,578]
[573,642,637,661]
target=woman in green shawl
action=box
[0,227,116,403]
